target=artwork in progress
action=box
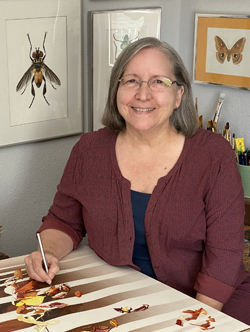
[0,246,249,332]
[92,8,161,131]
[193,14,250,89]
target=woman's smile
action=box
[132,107,155,113]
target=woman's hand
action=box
[24,250,59,284]
[24,229,74,284]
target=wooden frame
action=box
[193,14,250,90]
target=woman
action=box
[25,37,250,324]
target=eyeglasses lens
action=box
[119,75,173,91]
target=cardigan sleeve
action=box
[194,143,245,303]
[38,140,86,250]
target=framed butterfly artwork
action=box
[193,14,250,90]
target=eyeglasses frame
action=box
[118,75,182,90]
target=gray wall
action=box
[1,0,250,258]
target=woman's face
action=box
[116,48,184,134]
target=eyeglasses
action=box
[118,75,181,92]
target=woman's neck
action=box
[119,124,181,150]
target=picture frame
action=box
[193,14,250,90]
[0,0,82,148]
[91,7,161,131]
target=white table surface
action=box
[0,245,250,332]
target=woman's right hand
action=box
[24,250,59,284]
[24,229,74,284]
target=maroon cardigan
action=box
[39,127,249,308]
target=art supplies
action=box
[210,93,225,133]
[224,122,230,143]
[235,138,245,154]
[213,93,225,124]
[233,136,250,166]
[234,135,250,197]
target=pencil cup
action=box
[237,164,250,198]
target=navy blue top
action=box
[130,190,156,279]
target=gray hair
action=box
[101,37,198,137]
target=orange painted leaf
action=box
[132,304,149,312]
[110,319,118,327]
[75,290,82,297]
[114,306,132,313]
[16,304,27,314]
[16,290,38,300]
[14,280,38,294]
[52,291,68,299]
[49,302,68,309]
[44,285,59,296]
[183,308,207,321]
[92,327,111,332]
[14,269,23,280]
[33,308,47,314]
[208,316,215,322]
[60,284,70,292]
[190,320,215,330]
[176,319,183,326]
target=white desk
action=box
[0,245,249,332]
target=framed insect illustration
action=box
[193,14,250,90]
[91,8,161,131]
[16,32,61,109]
[0,0,82,148]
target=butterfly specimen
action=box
[214,36,246,64]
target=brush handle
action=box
[37,233,49,275]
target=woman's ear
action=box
[175,85,184,109]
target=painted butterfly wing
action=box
[214,36,246,64]
[214,36,228,63]
[228,37,246,64]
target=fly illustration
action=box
[16,32,61,108]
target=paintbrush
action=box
[37,233,51,285]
